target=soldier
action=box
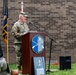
[11,12,29,72]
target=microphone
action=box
[28,22,37,32]
[29,22,33,25]
[29,22,56,42]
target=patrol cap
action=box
[20,12,28,17]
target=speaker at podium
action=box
[22,31,46,75]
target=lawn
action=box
[9,63,76,75]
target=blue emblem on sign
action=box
[31,35,44,54]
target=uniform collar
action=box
[18,20,24,25]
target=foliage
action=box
[9,63,76,75]
[9,64,17,70]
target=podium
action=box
[22,31,46,75]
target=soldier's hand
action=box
[23,32,28,35]
[20,33,25,36]
[20,32,28,36]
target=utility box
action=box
[59,56,71,70]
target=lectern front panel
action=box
[22,32,45,75]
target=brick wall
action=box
[0,0,76,63]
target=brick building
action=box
[0,0,76,63]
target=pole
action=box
[6,33,9,63]
[6,0,9,64]
[3,0,9,63]
[46,39,53,73]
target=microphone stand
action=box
[29,22,55,73]
[45,33,56,73]
[46,39,53,73]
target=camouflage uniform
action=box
[11,21,29,68]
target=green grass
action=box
[9,64,17,70]
[46,63,76,75]
[9,63,76,75]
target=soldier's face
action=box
[20,16,27,23]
